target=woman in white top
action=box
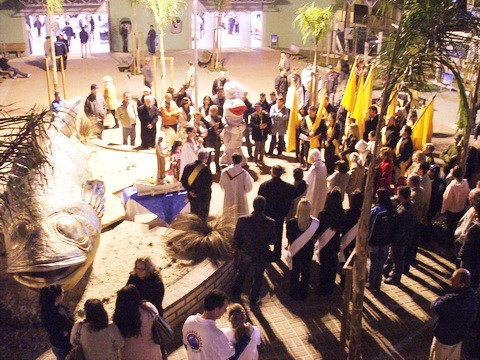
[70,299,124,360]
[221,303,261,360]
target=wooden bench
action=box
[1,43,27,57]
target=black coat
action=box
[258,177,301,220]
[234,211,276,261]
[250,112,271,142]
[138,104,159,148]
[393,200,415,246]
[180,160,212,201]
[395,136,414,167]
[364,115,379,140]
[127,273,165,316]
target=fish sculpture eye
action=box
[54,216,90,251]
[11,221,31,242]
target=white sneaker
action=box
[26,74,31,78]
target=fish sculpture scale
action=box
[0,97,105,290]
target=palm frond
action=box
[165,211,236,266]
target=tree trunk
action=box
[49,12,58,92]
[312,44,318,106]
[159,28,166,96]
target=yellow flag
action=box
[352,71,365,136]
[386,90,397,117]
[411,96,435,150]
[340,58,357,113]
[363,65,374,112]
[286,86,299,152]
[310,88,327,149]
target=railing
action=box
[339,248,356,359]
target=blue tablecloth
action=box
[122,187,188,225]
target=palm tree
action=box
[211,0,229,70]
[135,0,186,94]
[347,0,480,357]
[45,0,64,92]
[293,3,333,105]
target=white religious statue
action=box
[220,81,247,166]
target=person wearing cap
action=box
[324,64,339,105]
[84,83,106,139]
[212,71,228,95]
[103,75,119,128]
[250,102,271,165]
[440,134,462,177]
[116,91,139,146]
[180,148,213,221]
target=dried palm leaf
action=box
[165,210,236,266]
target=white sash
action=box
[314,228,337,264]
[285,218,319,270]
[338,222,359,262]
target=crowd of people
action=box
[40,52,480,359]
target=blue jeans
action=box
[369,245,389,289]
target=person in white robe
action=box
[180,126,203,177]
[219,153,254,219]
[305,148,328,216]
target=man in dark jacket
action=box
[429,268,477,359]
[364,106,379,141]
[180,149,213,221]
[258,165,304,260]
[394,125,414,182]
[384,186,415,285]
[274,70,289,98]
[231,196,276,307]
[137,95,158,149]
[0,57,31,79]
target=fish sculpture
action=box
[0,97,105,290]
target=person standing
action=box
[185,60,196,97]
[268,96,289,156]
[429,269,477,360]
[62,21,74,46]
[182,290,235,359]
[54,35,68,70]
[204,105,223,173]
[103,75,119,128]
[159,92,180,133]
[142,57,153,88]
[120,23,129,52]
[126,257,165,316]
[250,102,271,165]
[113,285,163,360]
[137,95,158,149]
[384,186,415,285]
[79,26,89,58]
[116,91,138,146]
[304,149,328,215]
[219,153,254,219]
[84,83,106,139]
[258,165,302,261]
[70,299,124,360]
[324,65,339,104]
[212,71,228,95]
[394,125,414,184]
[39,284,73,360]
[286,199,320,300]
[274,70,289,98]
[231,196,276,306]
[324,112,341,175]
[364,106,379,141]
[278,51,291,73]
[34,15,42,37]
[147,25,156,54]
[458,202,480,291]
[180,149,213,221]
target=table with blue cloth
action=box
[122,186,188,226]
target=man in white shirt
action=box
[220,153,254,219]
[183,290,235,360]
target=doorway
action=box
[27,13,110,56]
[193,11,263,49]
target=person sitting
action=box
[50,91,66,113]
[0,57,31,79]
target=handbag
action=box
[65,323,85,360]
[151,312,174,346]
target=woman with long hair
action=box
[113,285,163,360]
[200,95,213,118]
[221,303,261,360]
[70,299,124,360]
[317,188,345,295]
[126,256,165,316]
[39,284,73,360]
[368,188,397,291]
[286,199,320,300]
